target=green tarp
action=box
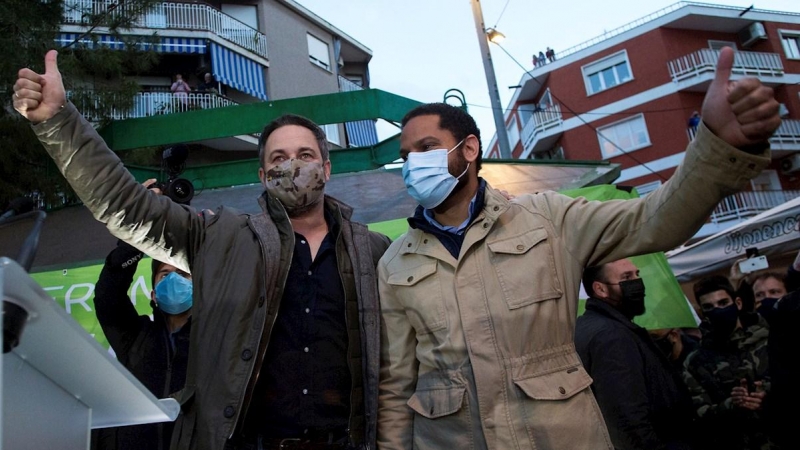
[31,185,696,350]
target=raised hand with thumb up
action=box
[701,47,781,150]
[13,50,66,124]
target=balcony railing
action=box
[668,49,783,82]
[70,91,238,121]
[521,104,564,154]
[709,190,800,224]
[688,119,800,147]
[771,119,800,146]
[62,0,268,59]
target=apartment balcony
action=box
[70,91,257,150]
[62,0,268,59]
[668,49,783,84]
[520,104,564,158]
[695,189,800,238]
[687,119,800,154]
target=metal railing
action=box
[521,104,564,154]
[668,49,784,82]
[555,2,800,62]
[62,0,268,58]
[688,119,800,146]
[70,91,238,121]
[709,190,800,223]
[771,119,800,146]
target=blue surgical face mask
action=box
[154,271,193,315]
[402,139,470,209]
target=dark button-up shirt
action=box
[249,215,350,438]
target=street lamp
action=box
[470,0,512,159]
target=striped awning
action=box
[210,43,267,100]
[56,33,206,54]
[346,120,379,147]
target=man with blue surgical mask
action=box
[377,47,780,450]
[92,239,192,450]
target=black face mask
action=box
[618,278,646,319]
[705,304,739,338]
[756,297,779,323]
[653,334,675,359]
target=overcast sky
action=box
[297,0,799,145]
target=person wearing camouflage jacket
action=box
[683,276,771,450]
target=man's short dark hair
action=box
[401,103,483,172]
[257,114,329,168]
[751,271,786,289]
[693,275,735,303]
[582,264,609,299]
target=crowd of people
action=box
[533,47,556,67]
[11,46,787,450]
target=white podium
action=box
[0,257,179,450]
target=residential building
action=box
[487,2,800,238]
[60,0,378,165]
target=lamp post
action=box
[470,0,512,159]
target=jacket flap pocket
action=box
[514,365,592,401]
[487,227,547,255]
[387,262,438,286]
[407,385,466,419]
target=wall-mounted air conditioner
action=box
[781,154,800,175]
[738,22,768,48]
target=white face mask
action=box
[402,139,470,209]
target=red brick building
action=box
[487,2,800,238]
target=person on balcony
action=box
[688,111,701,133]
[196,73,218,95]
[170,73,191,111]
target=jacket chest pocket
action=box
[487,227,562,309]
[386,262,447,334]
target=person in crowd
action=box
[683,276,770,450]
[546,47,556,62]
[687,111,701,134]
[649,327,699,373]
[92,228,192,450]
[758,250,799,449]
[13,50,391,450]
[376,47,778,450]
[752,272,787,309]
[576,259,695,450]
[729,257,760,328]
[170,73,191,111]
[196,73,218,95]
[537,50,547,66]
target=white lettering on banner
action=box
[724,214,800,254]
[64,283,94,314]
[43,286,64,295]
[129,275,150,306]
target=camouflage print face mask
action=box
[263,159,326,215]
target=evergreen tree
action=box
[0,0,161,210]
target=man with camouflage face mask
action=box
[12,50,390,450]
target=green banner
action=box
[30,185,696,350]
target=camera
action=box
[157,145,194,205]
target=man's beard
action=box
[447,147,471,197]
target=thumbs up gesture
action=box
[13,50,66,123]
[701,47,781,149]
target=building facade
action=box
[60,0,378,161]
[487,2,800,238]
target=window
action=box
[708,40,737,50]
[582,51,633,95]
[307,34,331,70]
[635,181,661,197]
[780,30,800,59]
[518,103,536,126]
[322,123,341,146]
[506,116,520,149]
[597,114,650,159]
